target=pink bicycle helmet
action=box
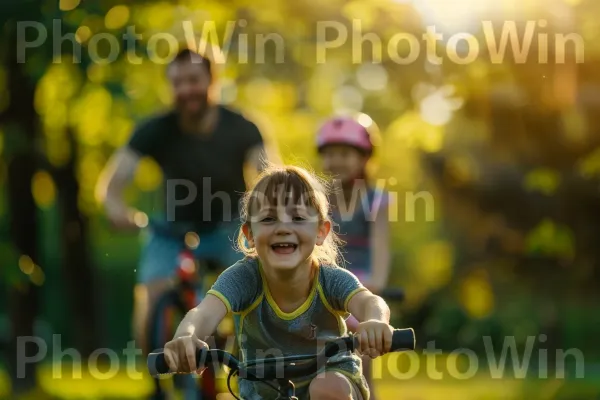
[316,116,374,155]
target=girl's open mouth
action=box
[271,243,298,254]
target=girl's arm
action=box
[368,197,391,293]
[347,290,393,356]
[173,294,228,340]
[347,290,390,324]
[164,294,228,372]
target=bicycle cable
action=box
[226,369,241,400]
[227,367,283,399]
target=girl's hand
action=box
[355,320,393,358]
[163,335,209,373]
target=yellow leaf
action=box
[306,63,340,113]
[143,2,175,31]
[46,136,72,168]
[75,26,91,43]
[342,1,376,30]
[460,269,494,319]
[31,171,56,209]
[72,85,112,146]
[577,147,600,178]
[34,64,81,116]
[523,168,560,195]
[105,5,130,30]
[386,110,444,153]
[59,0,80,11]
[135,157,163,192]
[108,117,134,148]
[414,241,453,290]
[525,218,575,259]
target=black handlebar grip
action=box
[391,328,416,351]
[148,351,170,376]
[148,348,214,377]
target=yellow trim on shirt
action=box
[258,261,320,320]
[206,289,235,314]
[238,293,264,335]
[343,287,368,313]
[317,284,346,336]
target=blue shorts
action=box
[137,220,242,284]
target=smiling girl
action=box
[162,165,397,400]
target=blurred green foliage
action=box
[1,0,600,365]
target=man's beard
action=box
[176,95,209,119]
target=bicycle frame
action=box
[274,379,297,400]
[146,221,223,400]
[148,329,416,400]
[175,249,203,307]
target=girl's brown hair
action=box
[236,163,342,266]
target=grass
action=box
[1,354,598,399]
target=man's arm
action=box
[95,147,144,229]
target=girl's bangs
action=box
[248,170,320,215]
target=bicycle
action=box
[146,219,234,400]
[147,328,416,400]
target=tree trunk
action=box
[3,19,41,394]
[53,129,99,357]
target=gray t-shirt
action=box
[207,257,369,399]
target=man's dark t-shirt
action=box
[127,105,263,233]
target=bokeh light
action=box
[105,6,130,30]
[133,212,149,228]
[134,157,163,192]
[75,26,92,43]
[2,2,600,398]
[332,85,363,113]
[356,64,388,91]
[185,232,201,249]
[31,171,56,209]
[30,266,46,286]
[59,0,80,12]
[18,255,35,275]
[460,269,494,319]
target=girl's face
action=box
[243,196,330,273]
[320,145,368,183]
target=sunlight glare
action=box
[407,0,500,33]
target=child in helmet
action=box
[316,115,391,399]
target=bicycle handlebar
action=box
[147,328,415,379]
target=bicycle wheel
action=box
[148,290,185,399]
[148,289,220,400]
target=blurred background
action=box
[1,0,600,398]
